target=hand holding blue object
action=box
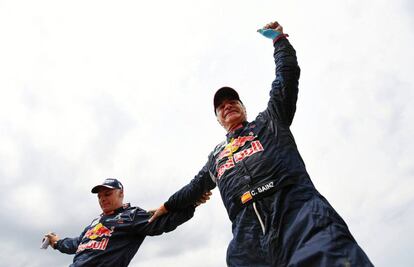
[257,28,281,40]
[257,21,284,40]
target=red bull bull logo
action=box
[77,223,113,253]
[216,137,264,179]
[218,136,256,160]
[84,223,112,240]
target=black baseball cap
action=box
[91,178,124,193]
[213,87,242,114]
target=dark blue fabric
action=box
[56,204,194,267]
[165,37,373,266]
[227,186,373,266]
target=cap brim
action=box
[91,185,117,194]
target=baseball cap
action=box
[91,178,124,193]
[213,87,242,114]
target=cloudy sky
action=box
[0,0,413,266]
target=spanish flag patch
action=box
[241,191,253,204]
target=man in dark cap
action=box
[149,21,373,266]
[43,178,208,267]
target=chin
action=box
[226,114,240,122]
[228,117,244,126]
[102,206,111,213]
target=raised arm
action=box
[260,22,301,126]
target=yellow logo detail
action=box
[224,138,240,156]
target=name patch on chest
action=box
[241,181,275,204]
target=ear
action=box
[216,116,222,126]
[241,104,247,118]
[241,102,246,112]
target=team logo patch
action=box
[216,135,264,179]
[217,136,256,161]
[77,223,113,253]
[77,238,109,253]
[233,141,263,163]
[84,223,112,240]
[217,157,235,178]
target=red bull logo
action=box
[84,223,112,240]
[77,238,109,253]
[216,140,264,179]
[218,136,256,160]
[233,140,264,163]
[77,223,113,253]
[217,157,235,178]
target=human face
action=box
[216,99,247,132]
[97,188,124,215]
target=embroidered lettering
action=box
[217,157,235,178]
[234,141,264,163]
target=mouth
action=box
[224,110,238,118]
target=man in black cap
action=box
[149,21,373,266]
[43,178,208,267]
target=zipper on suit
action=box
[236,141,265,235]
[252,202,266,235]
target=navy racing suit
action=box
[164,37,373,266]
[55,203,194,267]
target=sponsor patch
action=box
[77,238,109,253]
[217,157,235,178]
[233,141,264,163]
[83,223,113,240]
[217,136,256,161]
[77,223,113,253]
[216,138,264,179]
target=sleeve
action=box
[163,158,216,212]
[55,229,86,254]
[266,37,301,126]
[132,206,195,236]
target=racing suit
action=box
[55,203,194,267]
[164,37,373,266]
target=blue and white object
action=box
[257,28,280,40]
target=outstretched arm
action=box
[149,159,215,222]
[149,191,212,222]
[45,231,84,254]
[132,190,211,235]
[259,21,301,126]
[131,206,195,236]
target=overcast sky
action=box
[0,0,413,266]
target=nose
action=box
[223,102,234,110]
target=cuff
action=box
[52,240,60,250]
[163,202,171,212]
[273,33,289,45]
